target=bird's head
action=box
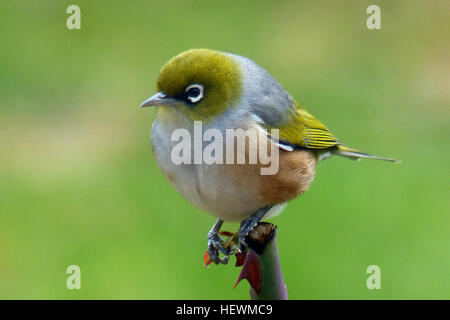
[141,49,243,122]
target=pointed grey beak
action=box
[140,92,177,107]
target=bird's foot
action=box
[238,205,273,253]
[204,207,272,266]
[205,220,237,266]
[206,231,237,265]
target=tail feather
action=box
[335,145,400,163]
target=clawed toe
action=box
[237,205,273,252]
[206,230,236,265]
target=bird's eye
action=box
[184,84,204,104]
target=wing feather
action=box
[268,103,340,149]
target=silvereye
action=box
[141,49,398,264]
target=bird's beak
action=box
[140,92,176,107]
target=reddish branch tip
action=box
[233,251,262,293]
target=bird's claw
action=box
[237,218,258,252]
[238,233,247,253]
[205,208,270,266]
[206,231,236,265]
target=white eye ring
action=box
[185,84,204,104]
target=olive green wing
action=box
[265,103,340,149]
[261,102,399,162]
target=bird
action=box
[141,48,398,264]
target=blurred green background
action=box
[0,0,449,299]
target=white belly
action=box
[151,116,282,222]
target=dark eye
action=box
[184,84,204,104]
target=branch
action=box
[234,222,288,300]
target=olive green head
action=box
[142,49,243,122]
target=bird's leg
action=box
[238,205,273,252]
[207,219,236,265]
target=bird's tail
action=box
[335,145,400,163]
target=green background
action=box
[0,0,449,299]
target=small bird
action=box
[141,49,398,264]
